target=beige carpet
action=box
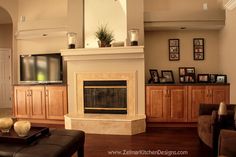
[0,108,12,118]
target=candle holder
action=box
[67,32,77,49]
[128,29,139,46]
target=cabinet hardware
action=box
[45,90,48,96]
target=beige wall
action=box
[127,0,144,46]
[0,24,12,48]
[84,0,127,48]
[17,0,68,53]
[219,8,236,103]
[145,30,220,82]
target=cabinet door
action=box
[45,86,68,120]
[29,86,46,119]
[211,85,230,104]
[188,86,206,122]
[146,86,168,122]
[14,86,30,118]
[168,86,188,122]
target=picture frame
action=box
[209,74,217,83]
[197,74,209,83]
[216,75,227,84]
[149,69,159,83]
[179,67,196,83]
[193,38,204,60]
[159,77,167,83]
[161,70,175,83]
[169,39,180,61]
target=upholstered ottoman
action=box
[0,129,85,157]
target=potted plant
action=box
[95,24,114,47]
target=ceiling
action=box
[0,7,12,24]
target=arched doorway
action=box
[0,7,13,117]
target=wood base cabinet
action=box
[146,84,230,123]
[14,85,68,124]
[188,85,230,122]
[146,86,187,122]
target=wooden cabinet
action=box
[45,86,68,120]
[146,86,167,122]
[14,86,45,119]
[146,86,187,122]
[14,85,67,123]
[146,84,230,123]
[188,85,230,122]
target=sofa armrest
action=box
[218,129,236,157]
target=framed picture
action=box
[161,70,175,83]
[209,74,217,83]
[169,39,180,61]
[216,75,227,84]
[193,38,204,60]
[179,67,196,83]
[197,74,209,83]
[149,69,159,83]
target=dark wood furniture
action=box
[0,129,85,157]
[146,84,230,123]
[14,85,68,124]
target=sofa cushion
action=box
[198,115,213,147]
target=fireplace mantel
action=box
[61,46,144,60]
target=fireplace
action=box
[61,46,146,135]
[84,80,127,114]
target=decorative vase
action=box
[14,121,31,137]
[218,102,227,116]
[0,117,13,133]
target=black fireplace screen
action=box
[83,80,127,114]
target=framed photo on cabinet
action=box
[169,39,180,61]
[161,70,175,83]
[193,38,204,60]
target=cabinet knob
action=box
[45,90,48,96]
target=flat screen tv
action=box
[20,53,63,84]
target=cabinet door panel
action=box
[211,86,230,104]
[30,86,46,119]
[169,86,187,122]
[46,86,68,120]
[14,87,29,118]
[188,86,206,122]
[146,86,167,122]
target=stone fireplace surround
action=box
[61,46,145,135]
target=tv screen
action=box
[20,53,63,84]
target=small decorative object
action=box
[0,117,13,133]
[95,24,114,47]
[161,70,175,83]
[169,39,180,61]
[197,74,209,83]
[193,38,204,60]
[179,67,196,83]
[209,74,217,83]
[149,69,159,83]
[128,29,139,46]
[111,41,124,47]
[67,32,77,49]
[14,121,31,137]
[218,102,227,116]
[216,75,227,84]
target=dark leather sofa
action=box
[218,129,236,157]
[0,129,85,157]
[197,104,235,157]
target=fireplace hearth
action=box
[84,80,127,114]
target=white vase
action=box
[0,117,13,133]
[14,121,31,137]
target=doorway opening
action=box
[0,7,13,117]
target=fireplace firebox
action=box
[83,80,127,114]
